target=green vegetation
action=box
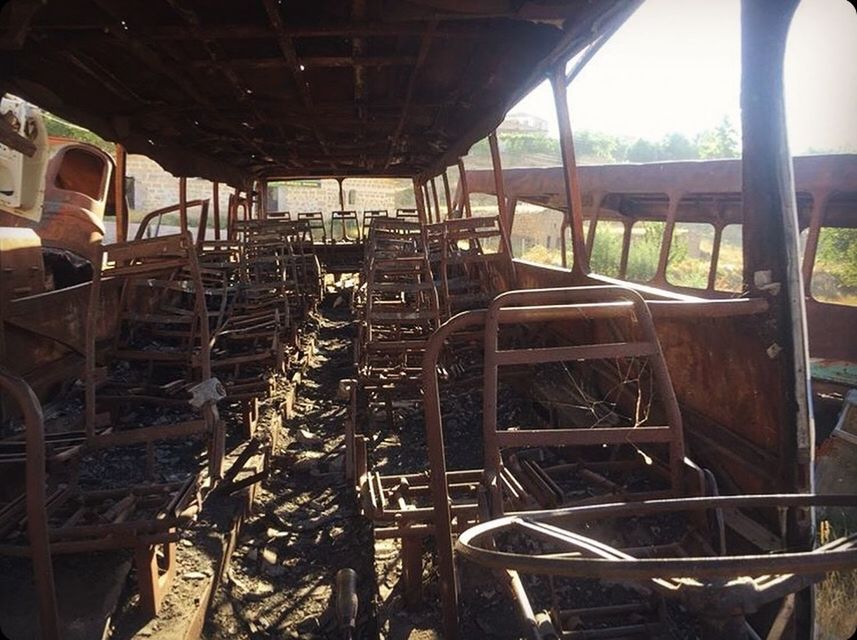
[589,220,624,276]
[812,228,857,306]
[586,221,666,283]
[627,222,665,282]
[816,516,857,639]
[465,116,741,169]
[43,111,114,153]
[521,244,563,267]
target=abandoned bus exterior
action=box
[0,1,854,639]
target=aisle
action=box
[205,309,376,639]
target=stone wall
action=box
[126,154,231,214]
[269,178,415,220]
[126,156,416,227]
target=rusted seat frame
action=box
[210,308,284,436]
[418,286,700,638]
[451,286,692,637]
[330,210,361,244]
[220,221,314,432]
[355,286,691,623]
[133,199,210,250]
[234,221,300,337]
[199,240,284,416]
[0,367,199,630]
[235,218,319,321]
[481,286,687,516]
[361,209,389,238]
[358,221,440,396]
[85,233,224,479]
[350,221,443,596]
[433,216,516,319]
[268,219,322,312]
[0,368,59,640]
[297,211,327,244]
[197,240,244,334]
[395,207,420,221]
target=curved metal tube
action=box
[456,493,857,581]
[0,367,60,640]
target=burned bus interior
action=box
[0,1,856,639]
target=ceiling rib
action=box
[261,0,329,158]
[384,19,438,171]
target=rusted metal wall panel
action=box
[512,259,790,494]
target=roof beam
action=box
[34,22,494,41]
[353,0,368,167]
[87,0,272,165]
[188,56,416,70]
[261,0,328,156]
[163,0,283,155]
[384,20,437,170]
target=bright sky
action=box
[513,0,857,154]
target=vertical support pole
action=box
[213,181,221,240]
[422,181,434,224]
[488,131,510,240]
[507,197,518,234]
[457,159,472,218]
[708,224,724,291]
[442,170,453,217]
[586,193,604,255]
[413,178,427,225]
[229,188,239,240]
[430,177,441,222]
[619,221,632,278]
[338,178,345,210]
[422,182,434,224]
[551,65,588,274]
[178,177,188,235]
[655,193,680,285]
[741,0,810,475]
[114,144,128,243]
[801,192,829,286]
[740,0,812,628]
[259,179,268,219]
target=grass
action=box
[816,514,857,640]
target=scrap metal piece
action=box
[335,567,358,639]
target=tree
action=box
[627,138,660,163]
[660,132,698,160]
[697,115,740,159]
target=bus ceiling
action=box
[0,0,642,186]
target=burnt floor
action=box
[204,308,377,640]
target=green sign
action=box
[282,180,321,189]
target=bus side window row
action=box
[580,216,856,307]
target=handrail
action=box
[0,367,60,640]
